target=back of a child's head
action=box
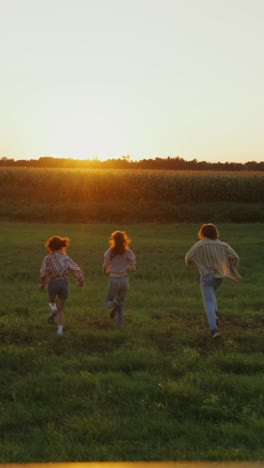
[109,230,130,255]
[45,236,70,253]
[198,223,219,240]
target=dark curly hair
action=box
[45,236,70,253]
[198,223,219,240]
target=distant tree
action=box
[0,155,263,171]
[0,157,15,166]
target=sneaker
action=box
[49,302,57,314]
[48,302,57,324]
[212,330,220,339]
[110,303,119,319]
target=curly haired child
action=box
[40,236,85,335]
[103,230,136,327]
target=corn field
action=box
[2,167,264,222]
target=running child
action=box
[103,230,136,327]
[40,235,85,335]
[185,223,241,338]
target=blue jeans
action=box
[200,274,223,332]
[106,276,129,327]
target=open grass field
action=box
[0,221,263,462]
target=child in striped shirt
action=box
[185,223,241,338]
[40,236,85,335]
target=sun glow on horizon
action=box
[1,0,264,164]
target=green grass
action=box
[0,222,263,462]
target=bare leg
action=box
[57,299,65,335]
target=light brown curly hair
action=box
[109,230,131,258]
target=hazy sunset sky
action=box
[1,0,263,162]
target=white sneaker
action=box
[48,303,57,324]
[49,302,57,314]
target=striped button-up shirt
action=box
[185,238,241,282]
[40,251,84,284]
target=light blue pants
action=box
[106,276,129,327]
[200,274,223,332]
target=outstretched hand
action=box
[78,278,85,287]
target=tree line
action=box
[1,155,264,171]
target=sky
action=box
[0,0,264,163]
